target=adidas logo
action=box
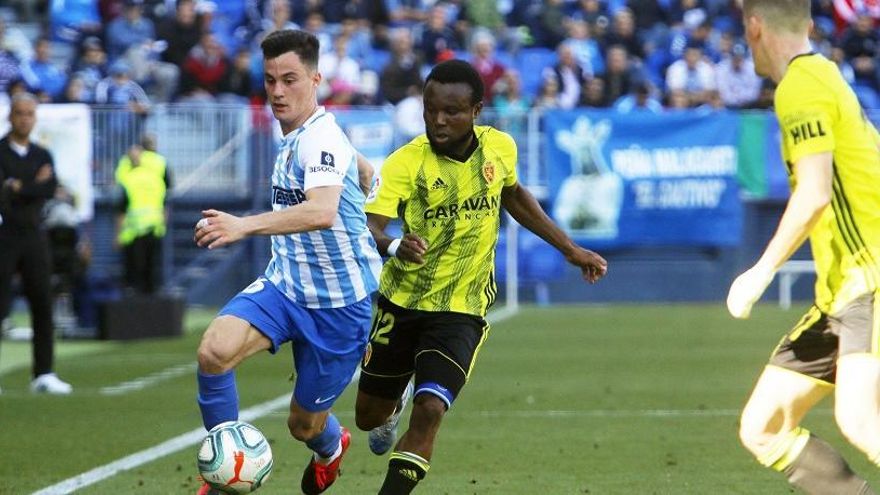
[431,177,448,190]
[399,468,420,481]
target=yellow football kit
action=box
[775,53,880,314]
[366,126,518,317]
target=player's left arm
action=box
[727,151,833,318]
[501,182,607,283]
[195,186,343,249]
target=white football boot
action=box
[368,380,414,455]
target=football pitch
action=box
[2,303,878,494]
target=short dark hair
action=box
[260,29,319,68]
[425,60,484,106]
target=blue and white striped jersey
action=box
[264,107,382,309]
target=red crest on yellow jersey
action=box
[482,161,495,183]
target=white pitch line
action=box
[100,362,197,396]
[32,394,291,495]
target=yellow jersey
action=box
[366,126,518,316]
[775,53,880,313]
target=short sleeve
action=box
[497,131,519,187]
[775,78,836,165]
[298,129,354,191]
[365,147,415,218]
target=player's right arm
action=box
[727,74,836,319]
[194,185,343,249]
[363,145,427,263]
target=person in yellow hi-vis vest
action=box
[115,134,171,295]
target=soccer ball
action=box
[197,421,273,494]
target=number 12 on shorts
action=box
[369,307,395,345]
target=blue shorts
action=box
[219,278,372,412]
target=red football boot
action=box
[301,427,351,494]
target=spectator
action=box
[543,42,588,109]
[0,16,34,62]
[48,0,101,45]
[0,93,73,395]
[106,0,157,61]
[665,88,691,109]
[156,0,203,67]
[338,14,373,63]
[417,4,460,65]
[569,0,609,26]
[21,38,68,101]
[318,36,362,103]
[665,41,716,105]
[379,27,422,105]
[469,29,506,104]
[840,14,880,89]
[0,46,21,105]
[603,44,635,105]
[72,36,108,102]
[94,60,151,160]
[302,12,333,55]
[107,0,179,102]
[715,43,761,108]
[59,75,90,103]
[180,33,230,101]
[603,8,644,59]
[626,0,669,36]
[535,0,569,49]
[114,134,170,296]
[256,0,300,44]
[614,79,663,113]
[219,48,253,103]
[386,0,430,27]
[532,76,561,110]
[492,69,530,142]
[580,76,609,107]
[566,19,605,77]
[830,45,856,84]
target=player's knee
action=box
[835,407,875,452]
[409,393,447,430]
[738,410,777,456]
[196,340,232,374]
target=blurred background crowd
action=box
[1,0,879,116]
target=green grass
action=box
[1,303,876,494]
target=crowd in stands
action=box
[0,0,878,115]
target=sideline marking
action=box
[32,394,290,495]
[99,363,197,396]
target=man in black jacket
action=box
[0,93,72,395]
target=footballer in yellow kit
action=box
[354,60,607,494]
[729,1,880,493]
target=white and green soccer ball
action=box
[198,421,273,494]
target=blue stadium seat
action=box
[853,84,880,110]
[515,47,557,98]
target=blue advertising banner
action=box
[544,110,743,247]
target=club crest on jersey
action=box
[321,151,335,167]
[482,161,495,183]
[362,343,373,366]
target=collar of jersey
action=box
[281,106,327,144]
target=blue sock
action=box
[197,369,238,430]
[306,413,341,458]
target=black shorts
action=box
[358,295,490,409]
[769,291,880,384]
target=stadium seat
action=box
[853,84,880,110]
[515,47,557,98]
